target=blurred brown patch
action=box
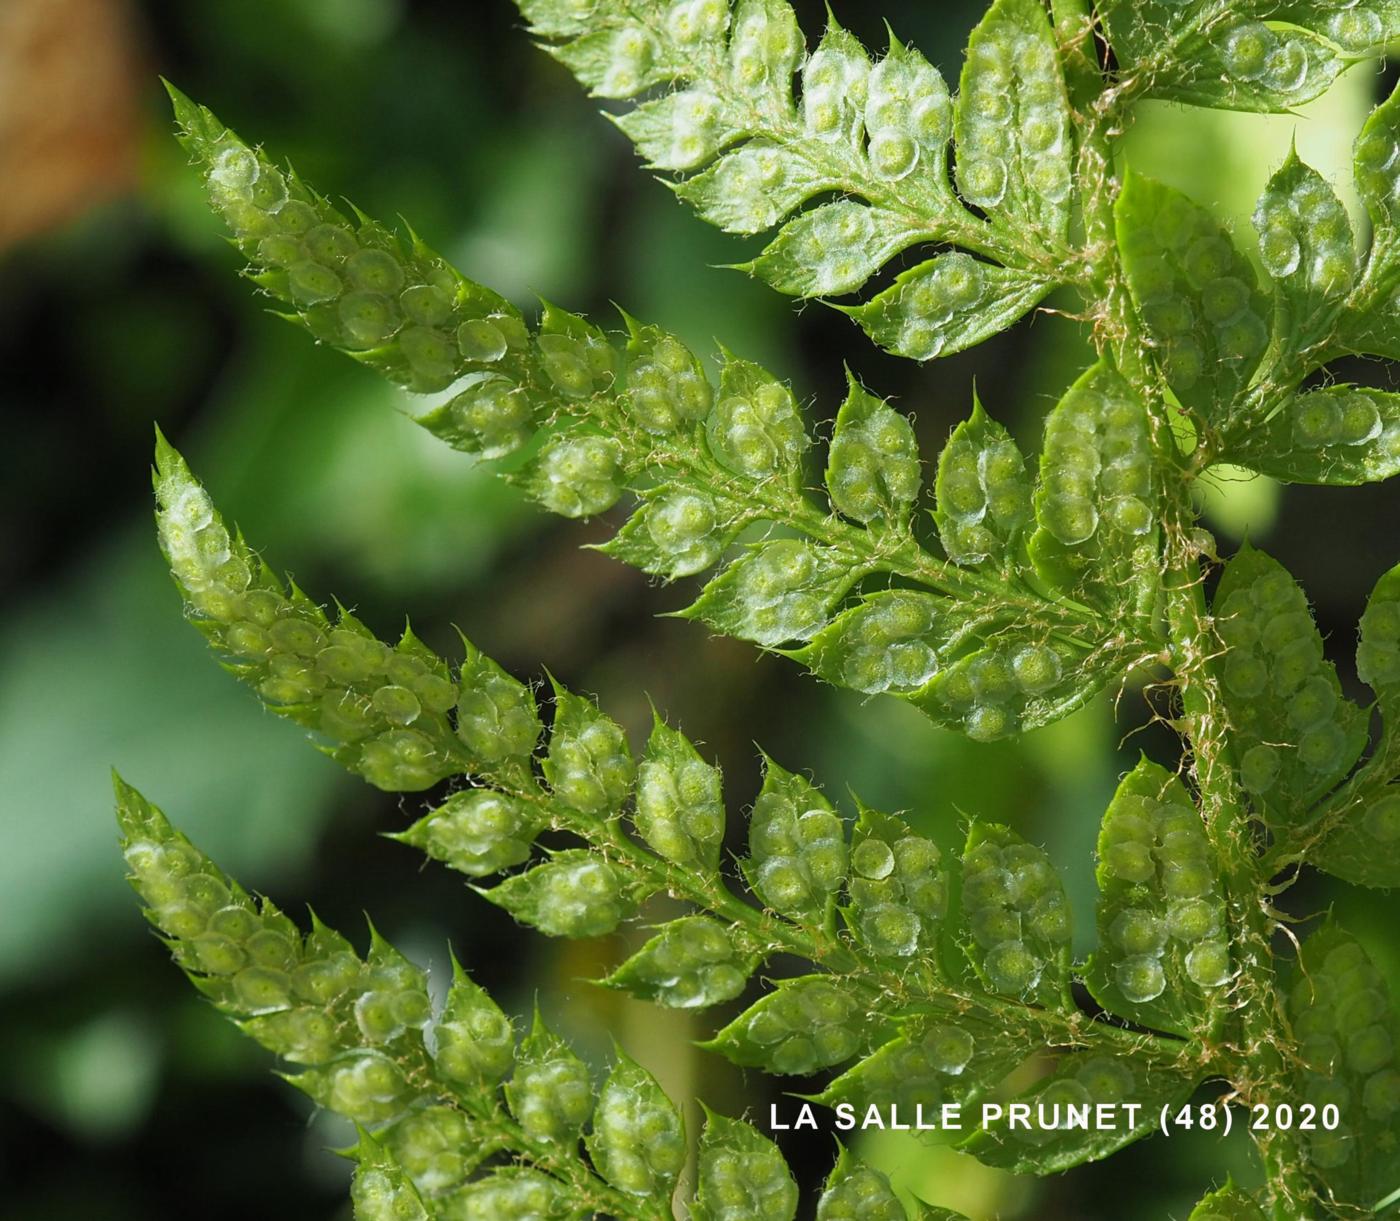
[0,0,142,250]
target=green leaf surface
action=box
[585,1053,686,1197]
[1117,173,1270,416]
[1029,362,1158,611]
[935,397,1034,567]
[1085,759,1229,1036]
[1356,78,1400,284]
[745,204,928,299]
[955,0,1073,247]
[815,1146,909,1221]
[1212,547,1368,823]
[543,686,636,815]
[598,485,752,581]
[692,1109,799,1221]
[1252,154,1356,349]
[603,916,757,1010]
[959,1050,1196,1174]
[632,715,726,871]
[679,540,863,648]
[1359,561,1400,718]
[845,802,949,960]
[504,1009,595,1144]
[1145,20,1345,113]
[350,1131,430,1221]
[153,437,466,791]
[815,1013,1021,1127]
[480,849,642,939]
[958,822,1072,1008]
[1186,1180,1266,1220]
[1283,923,1400,1208]
[704,975,873,1076]
[845,254,1053,362]
[825,374,922,527]
[1314,564,1400,888]
[1277,2,1400,53]
[1228,387,1400,486]
[742,758,847,923]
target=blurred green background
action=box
[1,1,1397,1217]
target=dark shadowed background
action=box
[1,1,1397,1217]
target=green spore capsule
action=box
[586,1054,686,1196]
[433,962,515,1088]
[633,716,725,869]
[483,849,639,938]
[815,1151,905,1221]
[848,803,947,957]
[444,1170,568,1220]
[744,759,847,921]
[960,823,1070,1007]
[505,1013,595,1143]
[544,688,635,815]
[605,916,753,1009]
[694,1111,798,1221]
[707,976,865,1076]
[396,789,541,878]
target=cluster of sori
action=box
[1010,1054,1138,1149]
[1121,174,1269,403]
[825,381,921,525]
[851,254,1049,363]
[154,439,464,791]
[1213,550,1364,804]
[934,405,1032,565]
[927,640,1071,744]
[186,94,533,401]
[1288,388,1386,451]
[1036,367,1154,548]
[1358,572,1400,701]
[818,1018,987,1117]
[1096,766,1230,1015]
[960,825,1070,1003]
[711,974,866,1076]
[1254,157,1356,305]
[802,592,945,698]
[847,805,948,958]
[605,915,754,1009]
[744,762,848,920]
[120,781,800,1220]
[1218,23,1319,95]
[956,16,1068,211]
[631,719,726,868]
[1288,929,1400,1170]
